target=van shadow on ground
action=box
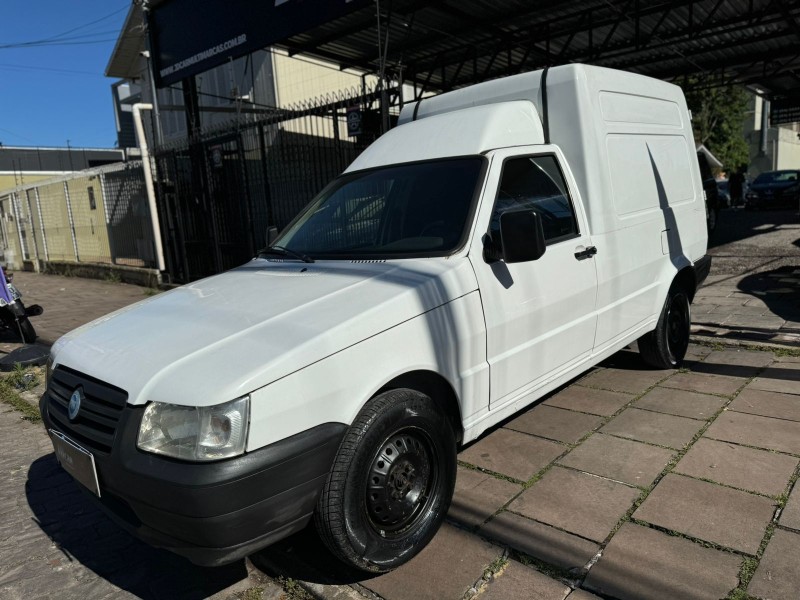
[736,265,800,325]
[706,207,794,250]
[26,454,248,600]
[250,526,377,586]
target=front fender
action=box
[246,291,488,451]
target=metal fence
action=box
[152,86,387,283]
[0,161,157,271]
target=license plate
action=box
[49,430,101,497]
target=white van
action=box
[42,64,709,571]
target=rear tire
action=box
[706,207,718,234]
[315,388,456,573]
[638,286,691,369]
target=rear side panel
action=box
[545,66,707,350]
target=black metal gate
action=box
[153,89,385,283]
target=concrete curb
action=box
[40,260,160,288]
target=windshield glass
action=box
[753,171,799,185]
[272,157,485,259]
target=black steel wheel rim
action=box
[365,427,437,537]
[667,294,689,362]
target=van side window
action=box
[490,155,579,245]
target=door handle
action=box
[574,246,597,260]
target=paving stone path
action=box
[1,266,799,599]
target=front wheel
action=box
[638,286,691,369]
[315,389,456,573]
[18,316,36,344]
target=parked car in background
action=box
[745,170,800,210]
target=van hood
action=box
[51,258,477,407]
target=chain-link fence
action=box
[0,162,157,272]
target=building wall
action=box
[136,47,379,144]
[0,173,60,194]
[65,179,113,264]
[745,95,800,176]
[271,49,376,107]
[147,50,280,142]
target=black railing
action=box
[152,87,389,283]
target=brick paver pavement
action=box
[0,257,798,599]
[9,271,153,345]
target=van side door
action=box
[468,146,598,412]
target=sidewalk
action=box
[0,251,798,599]
[692,267,800,346]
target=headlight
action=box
[137,396,250,461]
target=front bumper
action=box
[40,389,346,566]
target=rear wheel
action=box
[706,207,718,233]
[638,286,691,369]
[315,388,456,573]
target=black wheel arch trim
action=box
[693,255,712,290]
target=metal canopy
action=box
[276,0,800,100]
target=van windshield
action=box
[268,157,485,259]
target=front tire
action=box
[638,286,691,369]
[315,389,456,573]
[18,316,36,343]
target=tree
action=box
[682,76,750,174]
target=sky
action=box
[0,0,130,149]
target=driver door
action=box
[469,146,599,411]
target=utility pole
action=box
[141,0,164,147]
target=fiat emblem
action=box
[68,388,83,421]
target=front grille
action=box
[46,366,128,454]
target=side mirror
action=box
[266,226,278,246]
[498,208,546,263]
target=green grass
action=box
[236,588,264,600]
[7,363,39,391]
[0,380,41,422]
[694,338,800,358]
[0,365,42,422]
[727,589,757,600]
[513,549,576,581]
[276,577,313,600]
[483,555,509,579]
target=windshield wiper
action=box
[258,245,315,263]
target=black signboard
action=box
[346,106,362,136]
[151,0,371,86]
[771,99,800,126]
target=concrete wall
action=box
[0,173,61,194]
[271,49,377,107]
[745,95,800,176]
